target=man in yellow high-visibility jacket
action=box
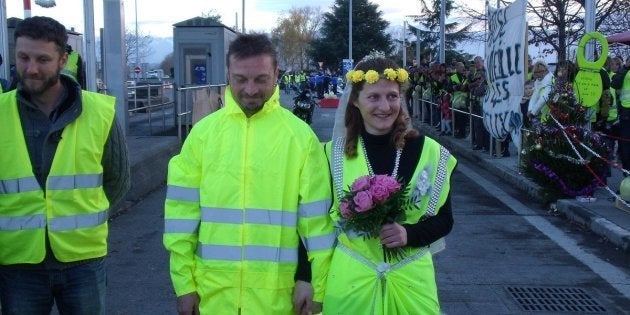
[163,33,335,315]
[0,16,130,314]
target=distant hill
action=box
[146,37,173,64]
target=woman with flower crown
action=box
[302,54,457,314]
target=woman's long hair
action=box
[344,57,419,157]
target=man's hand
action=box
[380,223,407,248]
[293,280,314,315]
[312,301,323,314]
[177,292,200,315]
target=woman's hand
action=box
[380,223,407,248]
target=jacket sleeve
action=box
[163,132,202,297]
[296,136,335,302]
[403,194,453,247]
[102,116,130,207]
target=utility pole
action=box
[584,0,595,61]
[349,0,352,60]
[0,0,9,80]
[135,0,139,79]
[83,0,97,91]
[242,0,245,33]
[402,20,407,67]
[439,0,445,63]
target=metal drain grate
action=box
[505,286,607,313]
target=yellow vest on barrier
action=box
[0,90,115,264]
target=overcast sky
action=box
[7,0,485,37]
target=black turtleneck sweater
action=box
[295,132,455,282]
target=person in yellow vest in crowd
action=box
[61,44,86,89]
[296,54,456,314]
[0,16,130,314]
[527,60,555,122]
[448,61,469,138]
[611,57,630,172]
[163,33,335,315]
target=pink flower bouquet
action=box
[339,174,416,262]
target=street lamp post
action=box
[135,0,139,79]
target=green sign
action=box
[574,32,609,107]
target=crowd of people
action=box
[404,52,630,164]
[280,70,342,98]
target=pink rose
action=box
[351,176,372,192]
[369,183,390,203]
[353,191,374,212]
[374,175,401,194]
[339,199,353,219]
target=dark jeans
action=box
[619,108,630,170]
[0,258,106,315]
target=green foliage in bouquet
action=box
[521,80,608,203]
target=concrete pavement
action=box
[413,120,630,254]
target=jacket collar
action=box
[224,85,280,117]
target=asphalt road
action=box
[103,91,630,314]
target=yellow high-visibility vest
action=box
[0,90,115,264]
[61,50,80,82]
[620,71,630,109]
[323,136,457,314]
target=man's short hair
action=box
[226,33,278,69]
[15,16,68,56]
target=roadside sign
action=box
[134,66,141,74]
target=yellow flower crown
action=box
[345,68,409,84]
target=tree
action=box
[521,78,608,202]
[125,29,154,67]
[408,0,473,65]
[309,0,393,71]
[201,9,222,23]
[160,52,174,78]
[527,0,619,62]
[271,7,322,71]
[597,2,630,58]
[458,0,623,62]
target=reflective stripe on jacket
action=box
[0,90,115,264]
[163,86,335,314]
[323,136,457,314]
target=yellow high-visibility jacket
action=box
[0,90,115,264]
[163,86,335,315]
[450,73,468,109]
[323,136,457,315]
[620,71,630,109]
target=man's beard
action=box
[18,70,61,96]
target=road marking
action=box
[459,163,630,299]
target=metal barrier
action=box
[416,95,505,159]
[174,84,227,142]
[127,82,175,136]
